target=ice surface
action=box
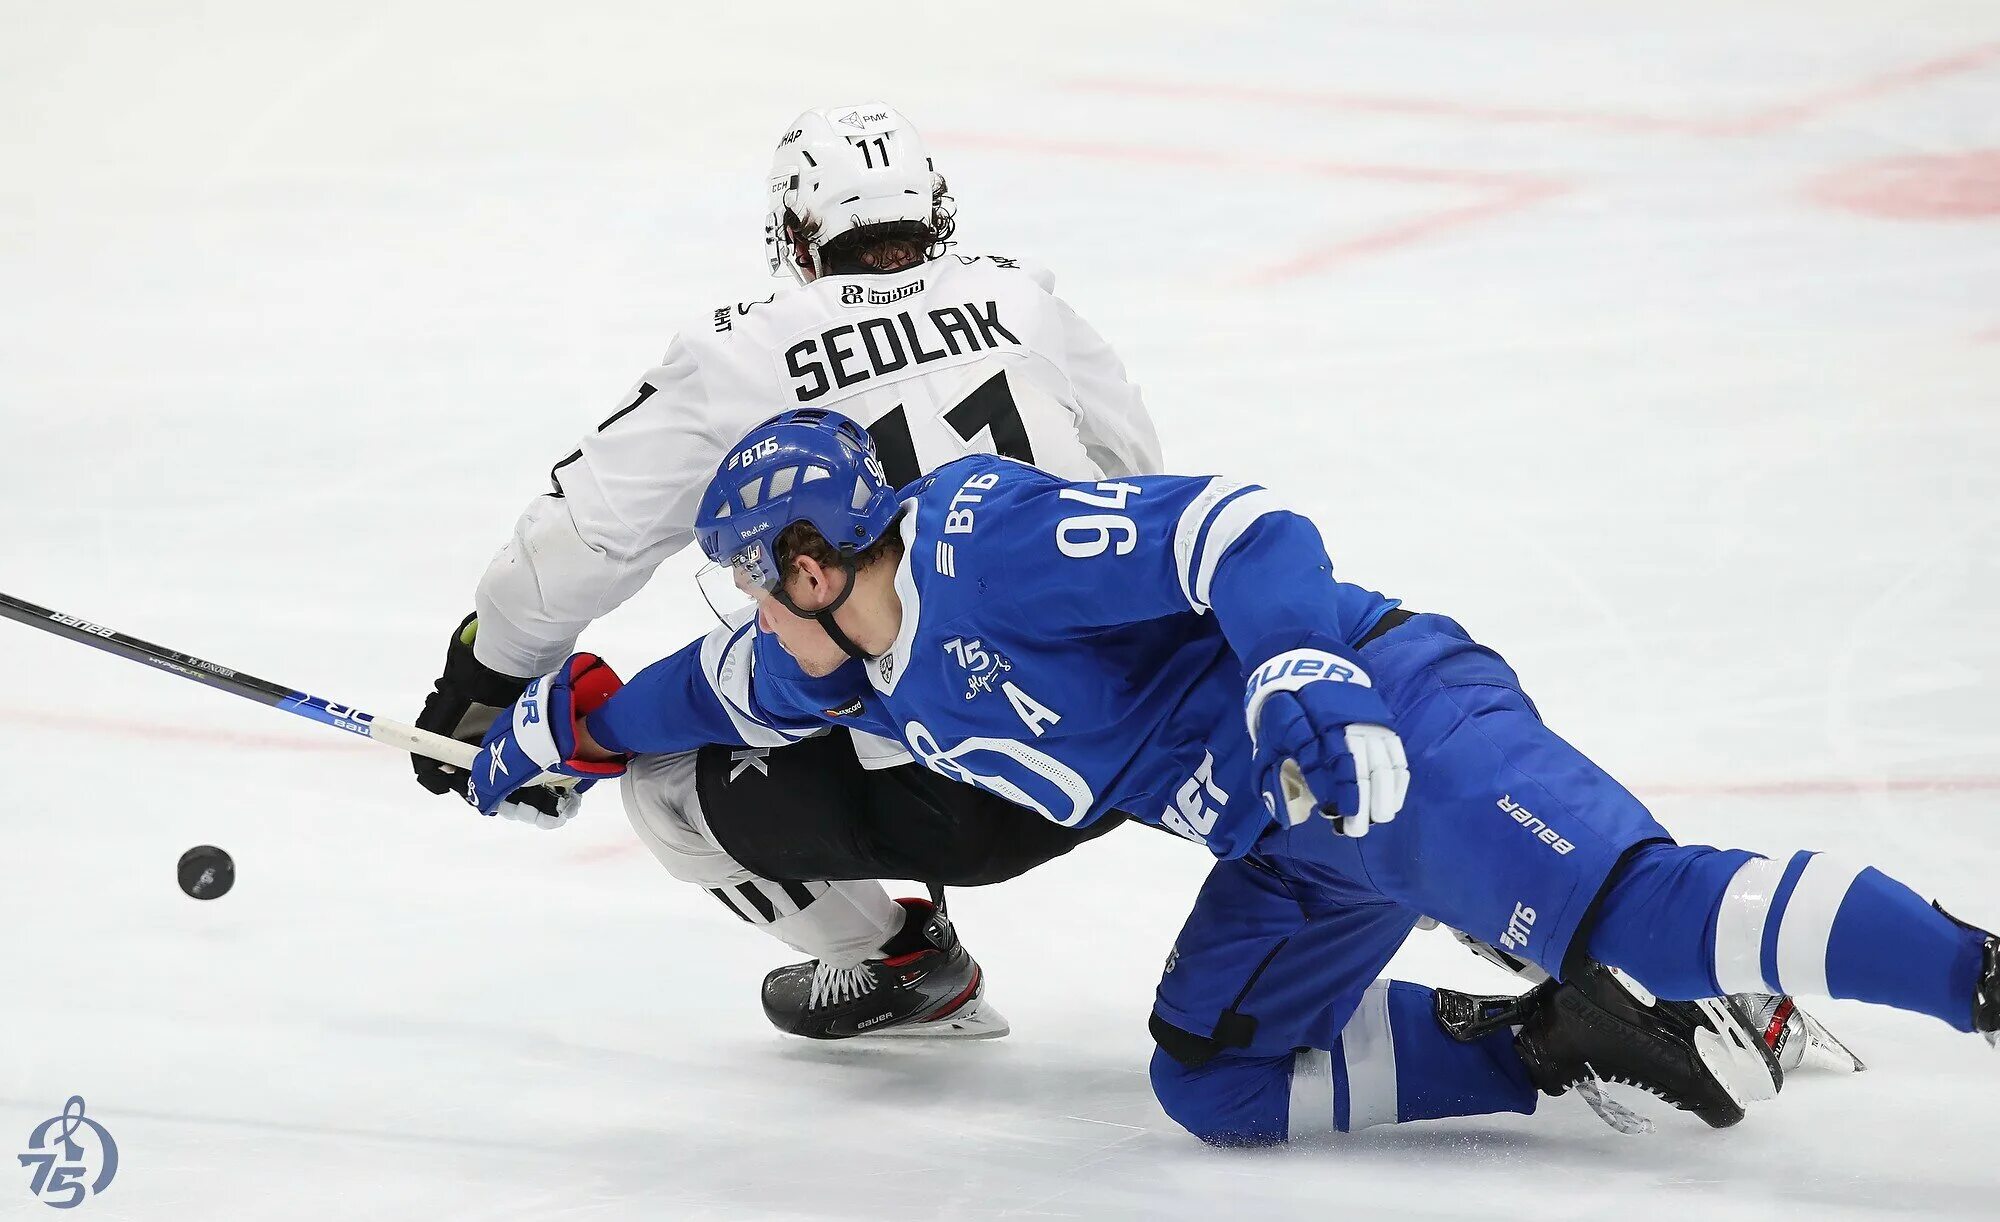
[3,2,1999,1218]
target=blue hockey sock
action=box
[1588,842,1986,1031]
[1149,980,1537,1146]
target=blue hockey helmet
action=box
[696,409,900,603]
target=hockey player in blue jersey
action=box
[458,407,1998,1144]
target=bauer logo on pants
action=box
[1496,794,1576,855]
[18,1096,118,1210]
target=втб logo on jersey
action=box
[1501,902,1537,951]
[1496,795,1576,855]
[944,637,1012,700]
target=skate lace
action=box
[808,961,877,1010]
[1573,1075,1653,1136]
[1563,1057,1709,1134]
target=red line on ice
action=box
[1715,42,2000,136]
[20,706,2000,819]
[1067,41,2000,139]
[3,707,374,754]
[933,131,1567,282]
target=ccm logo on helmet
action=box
[727,438,779,471]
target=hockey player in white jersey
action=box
[412,103,1160,1038]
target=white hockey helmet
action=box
[764,103,949,282]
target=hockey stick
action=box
[0,590,573,786]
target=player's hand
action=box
[463,653,630,827]
[1245,634,1409,837]
[412,612,541,786]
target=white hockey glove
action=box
[1246,637,1409,837]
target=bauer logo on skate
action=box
[18,1096,118,1210]
[1495,795,1576,855]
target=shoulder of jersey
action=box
[938,252,1057,294]
[681,282,809,348]
[909,455,1061,597]
[664,254,1053,358]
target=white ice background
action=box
[4,2,2000,1218]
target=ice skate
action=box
[1450,927,1865,1074]
[762,898,1009,1041]
[1440,960,1782,1133]
[1526,962,1783,1130]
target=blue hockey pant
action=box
[1149,616,1986,1144]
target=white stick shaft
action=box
[364,713,577,790]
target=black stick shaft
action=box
[0,591,292,706]
[0,589,479,766]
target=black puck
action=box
[178,845,235,900]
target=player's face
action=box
[738,562,852,677]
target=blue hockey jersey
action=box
[587,455,1399,858]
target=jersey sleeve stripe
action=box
[1175,482,1283,613]
[1172,478,1250,610]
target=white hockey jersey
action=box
[472,252,1162,679]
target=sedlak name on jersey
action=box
[786,301,1019,402]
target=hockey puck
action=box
[178,845,235,900]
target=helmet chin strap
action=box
[814,608,871,663]
[776,555,873,663]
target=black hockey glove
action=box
[412,612,562,817]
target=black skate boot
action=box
[1981,937,2000,1048]
[1932,902,2000,1046]
[761,898,1008,1041]
[1438,961,1781,1133]
[1449,927,1866,1077]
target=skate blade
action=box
[859,998,1010,1041]
[1692,997,1781,1105]
[1785,1006,1868,1074]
